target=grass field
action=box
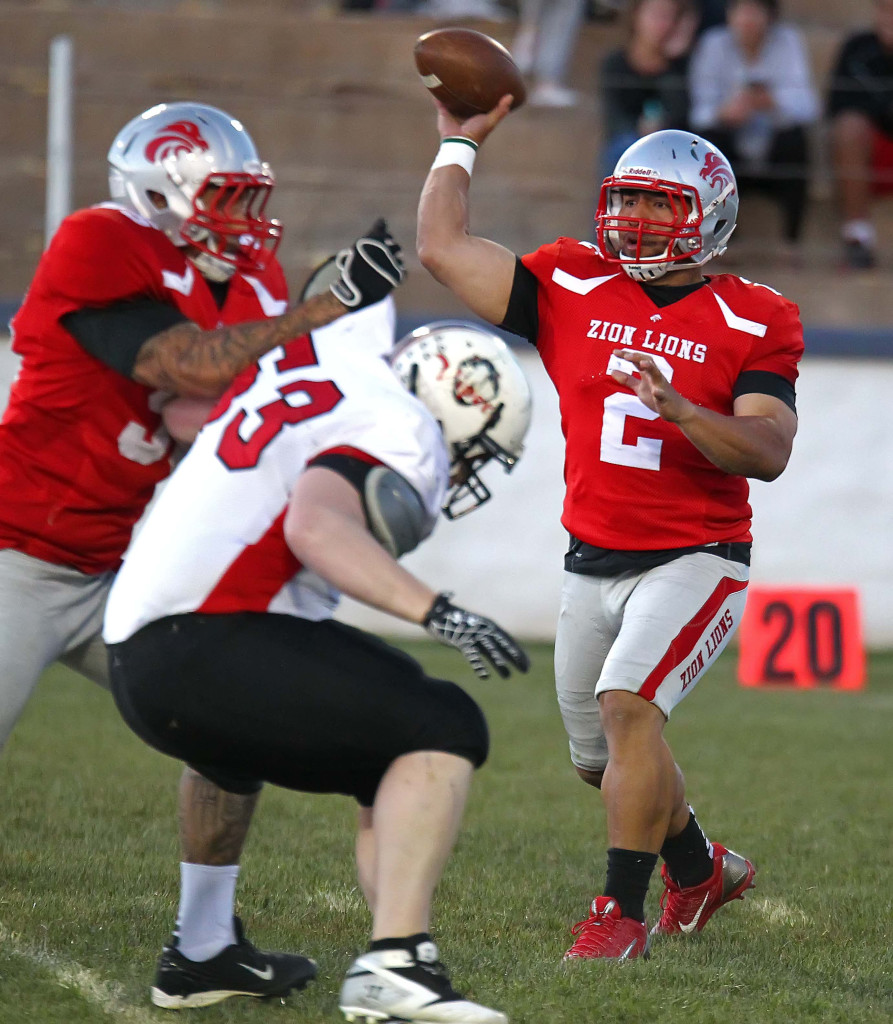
[0,643,890,1024]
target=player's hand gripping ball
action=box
[414,28,527,120]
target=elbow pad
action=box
[363,466,429,559]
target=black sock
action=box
[367,933,457,999]
[603,847,658,922]
[369,933,432,955]
[660,809,714,889]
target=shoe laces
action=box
[659,868,717,918]
[570,898,620,937]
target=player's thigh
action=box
[554,570,633,772]
[109,612,489,802]
[598,553,749,717]
[0,551,109,741]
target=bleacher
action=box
[2,0,891,344]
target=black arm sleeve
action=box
[61,299,190,378]
[733,370,796,413]
[499,258,539,344]
[308,452,375,491]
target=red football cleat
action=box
[563,896,650,961]
[652,842,756,936]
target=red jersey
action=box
[522,239,803,550]
[0,203,289,574]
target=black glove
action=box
[423,593,530,680]
[329,218,405,309]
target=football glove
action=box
[329,218,405,309]
[423,593,530,680]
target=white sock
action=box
[175,863,239,962]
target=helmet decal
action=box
[699,151,736,195]
[453,357,499,411]
[144,120,210,163]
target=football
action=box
[413,28,526,120]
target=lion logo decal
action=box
[699,151,735,194]
[145,120,210,163]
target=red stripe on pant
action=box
[638,575,749,701]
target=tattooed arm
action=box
[132,290,346,396]
[133,219,405,396]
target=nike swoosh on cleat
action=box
[238,962,274,980]
[678,892,712,934]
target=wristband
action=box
[431,137,478,176]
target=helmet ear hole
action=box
[147,190,168,211]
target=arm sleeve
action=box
[499,258,540,343]
[62,300,189,377]
[733,370,796,412]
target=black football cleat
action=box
[151,916,316,1009]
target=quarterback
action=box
[418,101,802,960]
[0,100,404,752]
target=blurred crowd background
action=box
[6,1,893,336]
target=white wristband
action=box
[431,137,478,176]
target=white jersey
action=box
[104,302,449,644]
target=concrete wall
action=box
[4,339,887,646]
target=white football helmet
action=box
[107,102,282,281]
[389,321,533,519]
[595,129,739,282]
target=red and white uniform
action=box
[0,203,289,574]
[103,306,448,644]
[522,239,803,549]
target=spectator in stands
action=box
[512,0,587,107]
[599,0,696,182]
[827,0,893,269]
[688,0,819,258]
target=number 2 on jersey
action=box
[600,352,673,471]
[216,338,344,470]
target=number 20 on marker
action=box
[737,587,865,690]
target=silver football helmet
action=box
[107,102,282,281]
[595,129,739,282]
[389,321,532,519]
